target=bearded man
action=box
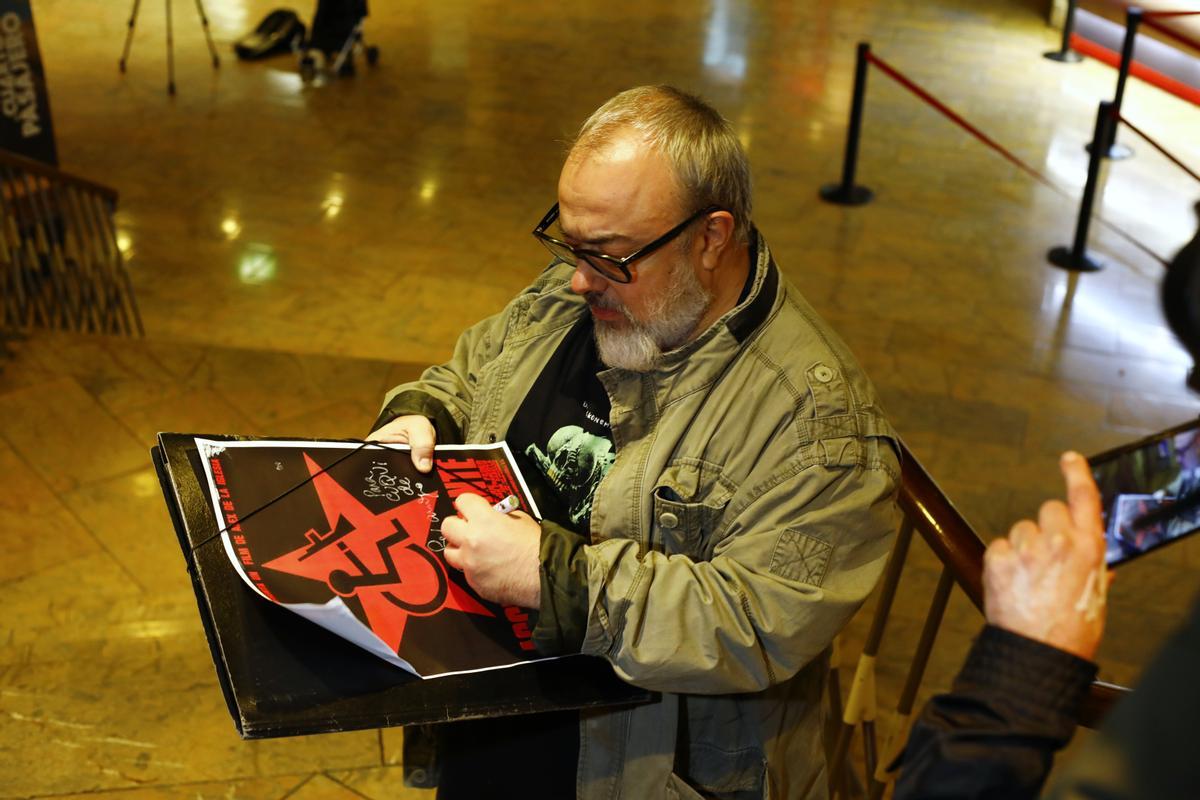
[371,85,900,799]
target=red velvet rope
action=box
[863,50,1170,267]
[1142,15,1200,54]
[1141,10,1200,18]
[1116,113,1200,184]
[864,52,1057,192]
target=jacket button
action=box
[487,433,496,443]
[659,512,679,529]
[814,365,835,383]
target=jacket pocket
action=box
[650,461,734,559]
[668,744,769,799]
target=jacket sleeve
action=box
[564,447,901,694]
[372,269,565,440]
[893,625,1097,800]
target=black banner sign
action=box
[0,0,56,166]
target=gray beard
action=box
[591,256,713,372]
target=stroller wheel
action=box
[366,45,379,66]
[300,55,317,82]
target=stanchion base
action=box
[1084,141,1134,160]
[1044,49,1083,63]
[819,183,874,206]
[1047,245,1104,272]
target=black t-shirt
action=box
[436,317,613,800]
[507,315,614,533]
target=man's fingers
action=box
[1037,500,1071,541]
[406,419,437,473]
[366,428,406,443]
[441,515,465,545]
[1005,520,1038,553]
[984,536,1013,567]
[365,416,438,471]
[452,493,491,521]
[442,544,463,570]
[1060,451,1104,540]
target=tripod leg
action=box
[165,0,175,94]
[119,0,142,72]
[193,0,220,69]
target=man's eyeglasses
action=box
[532,202,721,284]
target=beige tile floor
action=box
[3,0,1200,796]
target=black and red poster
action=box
[194,438,548,678]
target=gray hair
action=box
[571,86,753,244]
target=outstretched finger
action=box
[1060,451,1103,539]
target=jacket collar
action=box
[650,227,779,371]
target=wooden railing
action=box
[826,440,1131,799]
[0,149,142,338]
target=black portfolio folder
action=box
[153,432,653,739]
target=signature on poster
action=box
[363,461,420,503]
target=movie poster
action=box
[194,438,549,678]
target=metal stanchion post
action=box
[1089,6,1140,160]
[1045,0,1084,62]
[1049,100,1113,272]
[166,0,175,95]
[820,42,874,206]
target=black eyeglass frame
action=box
[531,202,723,284]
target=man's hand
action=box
[983,451,1110,661]
[441,493,542,609]
[367,415,436,473]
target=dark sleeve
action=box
[1043,593,1200,799]
[893,625,1098,800]
[531,520,589,656]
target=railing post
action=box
[1049,100,1113,272]
[1044,0,1084,62]
[820,42,874,206]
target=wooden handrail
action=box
[0,149,117,205]
[896,440,986,609]
[895,439,1130,728]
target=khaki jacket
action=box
[379,235,900,799]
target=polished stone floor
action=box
[3,0,1200,796]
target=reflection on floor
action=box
[4,0,1200,796]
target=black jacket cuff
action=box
[958,625,1098,722]
[371,390,463,444]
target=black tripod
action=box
[119,0,221,95]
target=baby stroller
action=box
[299,0,378,80]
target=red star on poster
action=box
[263,454,493,653]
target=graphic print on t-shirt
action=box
[524,422,614,527]
[506,318,615,535]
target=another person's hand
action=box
[368,415,436,473]
[441,494,542,608]
[983,451,1109,661]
